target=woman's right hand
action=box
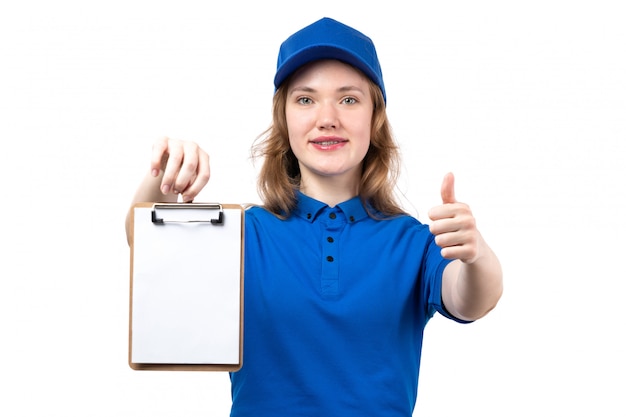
[151,136,210,202]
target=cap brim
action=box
[274,44,378,91]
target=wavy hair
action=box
[251,70,406,219]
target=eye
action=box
[297,96,313,105]
[342,96,357,105]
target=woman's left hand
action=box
[428,172,482,264]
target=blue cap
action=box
[274,17,386,103]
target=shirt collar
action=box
[294,191,369,223]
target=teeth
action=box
[317,141,339,145]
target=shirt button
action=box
[327,236,334,243]
[307,213,312,219]
[329,212,336,219]
[349,215,355,222]
[326,256,334,262]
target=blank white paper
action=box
[131,205,242,365]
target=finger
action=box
[434,226,471,248]
[174,141,203,192]
[441,172,456,204]
[430,203,475,233]
[150,137,170,176]
[431,213,479,263]
[181,150,210,202]
[438,238,479,263]
[172,141,207,195]
[429,217,458,236]
[160,140,184,194]
[428,204,452,222]
[440,245,476,262]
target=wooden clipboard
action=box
[128,202,244,371]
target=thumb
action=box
[440,172,456,204]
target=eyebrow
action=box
[289,85,366,96]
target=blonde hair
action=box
[251,72,405,219]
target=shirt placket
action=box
[320,209,344,298]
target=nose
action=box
[317,102,338,130]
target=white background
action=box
[1,1,624,415]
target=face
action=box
[285,59,373,189]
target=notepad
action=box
[129,203,244,371]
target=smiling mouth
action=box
[310,137,347,146]
[314,140,344,146]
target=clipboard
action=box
[128,202,244,371]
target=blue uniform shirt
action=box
[230,192,465,416]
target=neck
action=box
[299,174,359,207]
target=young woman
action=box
[125,17,503,417]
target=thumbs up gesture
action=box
[428,173,480,264]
